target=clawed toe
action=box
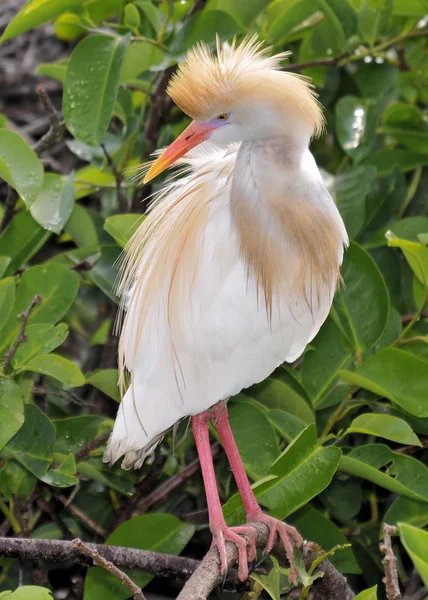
[212,524,257,582]
[250,512,303,583]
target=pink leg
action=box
[212,402,303,583]
[192,411,256,581]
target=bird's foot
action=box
[211,524,257,582]
[249,511,303,583]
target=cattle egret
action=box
[104,36,348,582]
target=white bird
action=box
[104,36,348,582]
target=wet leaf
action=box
[0,129,43,206]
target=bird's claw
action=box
[211,524,257,582]
[250,512,303,583]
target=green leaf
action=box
[255,425,341,519]
[301,317,352,407]
[36,60,68,83]
[64,204,99,247]
[387,236,428,287]
[332,242,389,353]
[228,401,280,480]
[0,459,36,501]
[385,496,428,528]
[361,149,428,175]
[206,0,271,27]
[393,0,428,15]
[120,41,165,82]
[87,245,121,302]
[11,323,68,369]
[104,214,143,248]
[0,211,50,276]
[0,587,53,600]
[0,264,79,351]
[0,257,11,279]
[86,369,120,402]
[267,1,317,42]
[398,523,428,587]
[1,0,84,42]
[244,376,315,424]
[367,216,428,248]
[170,10,244,54]
[0,129,43,205]
[0,380,24,452]
[22,354,85,388]
[347,413,421,445]
[30,172,75,234]
[267,409,306,443]
[358,0,391,45]
[84,514,195,600]
[124,3,140,28]
[42,453,78,487]
[313,0,347,51]
[0,278,15,335]
[336,97,381,163]
[4,404,54,479]
[353,586,377,600]
[77,459,134,495]
[340,348,428,417]
[53,415,106,455]
[290,505,360,573]
[333,166,377,240]
[340,444,428,502]
[63,33,131,145]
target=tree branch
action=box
[131,442,221,517]
[32,87,65,156]
[74,431,111,463]
[100,143,128,213]
[72,538,146,600]
[0,536,201,582]
[0,186,19,233]
[380,524,402,600]
[178,521,354,600]
[2,294,42,374]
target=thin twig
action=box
[380,524,402,600]
[33,87,65,156]
[0,187,18,233]
[396,438,428,455]
[74,431,111,462]
[111,446,166,531]
[100,143,128,213]
[57,495,107,538]
[3,294,42,374]
[131,442,221,517]
[286,53,349,71]
[400,310,428,323]
[72,538,146,600]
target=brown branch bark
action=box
[0,186,19,233]
[131,442,221,517]
[74,431,111,463]
[380,524,402,600]
[0,524,353,599]
[100,143,128,213]
[33,87,65,156]
[72,538,146,600]
[2,294,42,374]
[178,521,354,600]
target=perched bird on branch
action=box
[104,36,348,582]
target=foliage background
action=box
[0,0,428,598]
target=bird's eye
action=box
[216,113,228,121]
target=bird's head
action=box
[144,36,324,183]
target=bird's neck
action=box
[229,136,346,312]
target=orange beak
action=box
[143,120,216,184]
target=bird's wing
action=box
[104,145,347,469]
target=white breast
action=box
[104,143,348,469]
